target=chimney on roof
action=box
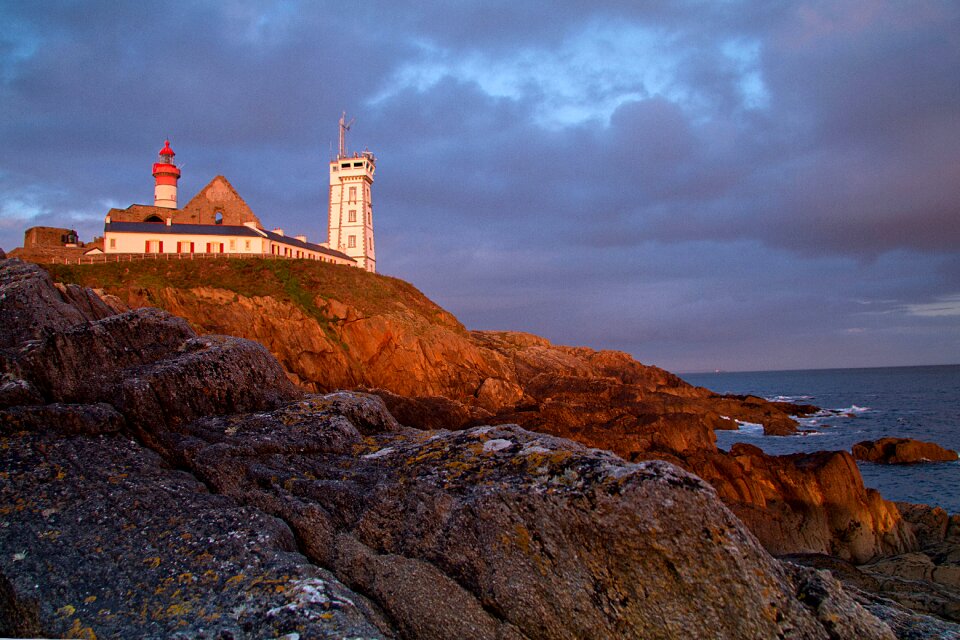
[295,235,307,242]
[272,228,284,236]
[166,217,172,226]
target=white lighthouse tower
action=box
[152,140,180,209]
[328,113,376,272]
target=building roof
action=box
[105,221,264,237]
[261,229,354,261]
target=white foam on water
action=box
[735,420,764,434]
[833,404,871,415]
[766,395,814,403]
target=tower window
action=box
[348,235,356,248]
[348,186,357,202]
[348,210,356,223]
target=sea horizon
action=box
[678,362,960,376]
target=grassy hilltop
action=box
[44,258,461,332]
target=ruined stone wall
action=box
[106,205,185,224]
[106,176,262,228]
[181,176,262,227]
[23,226,78,248]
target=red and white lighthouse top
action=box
[153,139,180,178]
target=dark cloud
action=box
[1,0,958,370]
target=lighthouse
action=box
[328,114,377,272]
[152,139,181,209]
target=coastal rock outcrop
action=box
[852,438,959,464]
[785,501,960,626]
[0,258,116,350]
[0,257,907,638]
[684,445,913,563]
[173,414,896,640]
[40,260,920,565]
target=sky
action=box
[1,1,959,373]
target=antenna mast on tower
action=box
[338,111,355,158]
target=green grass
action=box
[43,258,464,333]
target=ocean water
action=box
[682,365,960,515]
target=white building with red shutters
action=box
[102,118,378,271]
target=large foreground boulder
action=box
[0,427,387,639]
[167,410,898,639]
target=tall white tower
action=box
[328,113,376,272]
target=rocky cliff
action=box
[41,259,916,564]
[1,257,929,638]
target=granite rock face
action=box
[855,503,960,623]
[48,262,919,564]
[685,444,913,564]
[783,502,960,632]
[0,258,116,350]
[172,413,896,640]
[0,257,905,639]
[853,438,959,464]
[0,427,387,639]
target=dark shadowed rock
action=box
[784,563,898,639]
[0,375,43,409]
[10,308,197,402]
[0,262,301,452]
[370,386,494,430]
[0,402,124,436]
[0,259,116,350]
[853,438,959,464]
[320,390,402,435]
[896,502,960,548]
[0,428,388,639]
[113,334,300,447]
